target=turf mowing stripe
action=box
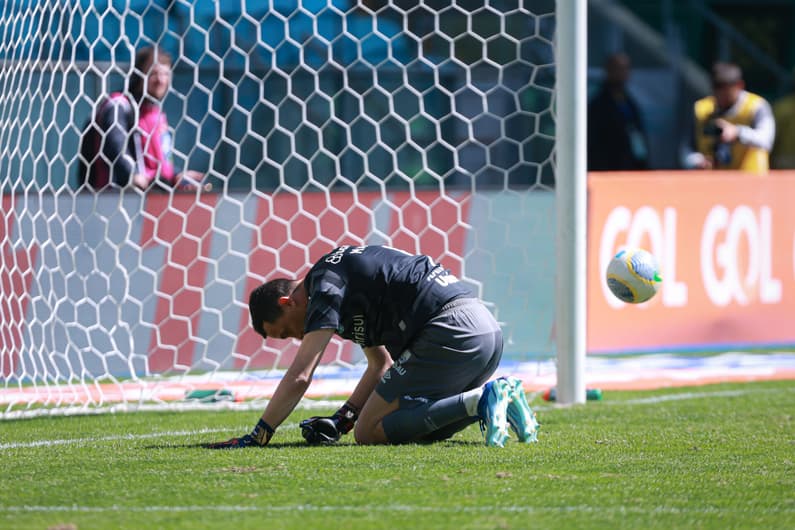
[0,424,298,451]
[1,504,793,514]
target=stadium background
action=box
[2,0,795,386]
[7,0,795,190]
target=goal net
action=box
[0,1,559,418]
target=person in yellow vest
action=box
[685,62,774,174]
[771,70,795,168]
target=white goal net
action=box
[0,0,559,418]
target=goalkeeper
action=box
[206,245,538,448]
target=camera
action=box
[703,120,723,137]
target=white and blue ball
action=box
[606,248,662,304]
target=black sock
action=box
[382,394,475,443]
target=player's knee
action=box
[354,392,397,445]
[353,424,370,445]
[353,422,375,445]
[353,425,368,445]
[353,420,388,445]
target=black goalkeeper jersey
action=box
[302,245,472,358]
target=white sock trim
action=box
[462,387,484,416]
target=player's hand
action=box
[204,433,260,449]
[300,402,359,445]
[205,419,274,449]
[300,416,342,445]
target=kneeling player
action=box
[206,245,538,448]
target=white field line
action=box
[611,385,793,405]
[2,386,790,451]
[616,389,750,404]
[530,385,793,411]
[1,504,792,515]
[0,398,345,421]
[0,423,297,451]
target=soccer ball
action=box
[605,248,662,304]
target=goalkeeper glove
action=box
[331,402,358,434]
[300,416,341,445]
[300,402,359,445]
[204,418,274,449]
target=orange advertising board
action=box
[588,171,795,353]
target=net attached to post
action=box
[0,1,558,419]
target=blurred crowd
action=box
[587,52,795,175]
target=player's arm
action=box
[300,345,393,445]
[348,346,393,410]
[205,328,334,449]
[261,328,335,427]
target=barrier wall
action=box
[0,190,556,379]
[4,172,793,380]
[588,171,795,353]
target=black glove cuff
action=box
[251,418,275,446]
[333,402,359,434]
[337,401,360,419]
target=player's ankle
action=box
[462,387,484,416]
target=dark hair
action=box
[711,62,742,87]
[248,279,294,338]
[128,46,172,102]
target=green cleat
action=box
[478,379,512,447]
[504,376,539,443]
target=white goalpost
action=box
[554,0,588,405]
[0,1,583,418]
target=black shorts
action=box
[375,297,503,403]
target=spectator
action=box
[78,46,204,191]
[771,70,795,169]
[587,52,649,171]
[684,62,774,174]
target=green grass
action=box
[1,381,793,530]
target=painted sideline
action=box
[0,423,296,451]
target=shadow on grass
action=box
[144,440,351,450]
[146,438,484,450]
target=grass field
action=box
[1,380,793,530]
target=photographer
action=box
[684,62,774,174]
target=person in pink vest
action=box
[79,46,204,191]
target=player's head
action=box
[129,46,172,103]
[249,278,306,340]
[711,62,744,109]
